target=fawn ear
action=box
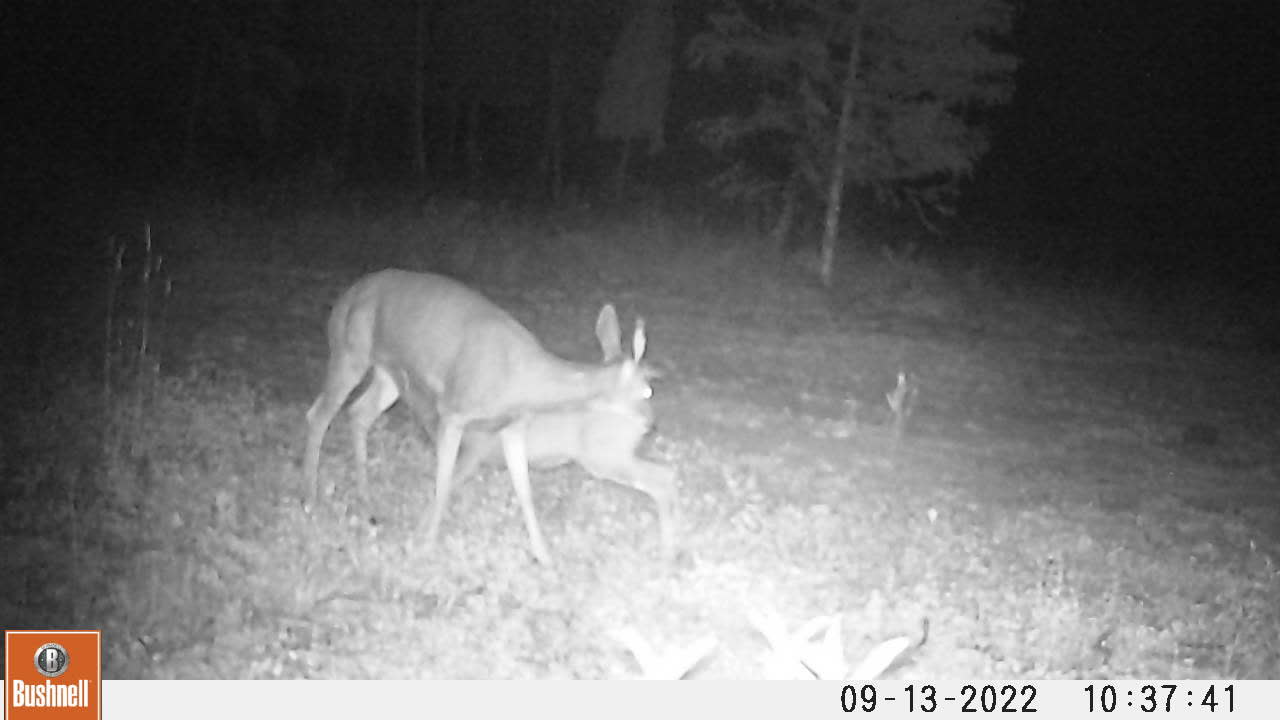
[595,303,623,362]
[632,318,647,363]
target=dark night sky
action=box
[3,0,1274,256]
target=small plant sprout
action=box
[749,608,919,681]
[886,370,919,442]
[849,635,915,683]
[609,627,718,680]
[748,608,848,680]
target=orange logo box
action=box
[4,631,101,720]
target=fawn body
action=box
[448,305,676,555]
[302,269,673,563]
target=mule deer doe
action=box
[302,269,671,564]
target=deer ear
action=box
[632,318,647,363]
[596,304,623,362]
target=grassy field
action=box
[3,193,1277,679]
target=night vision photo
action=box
[2,0,1276,680]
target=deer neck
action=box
[510,355,628,413]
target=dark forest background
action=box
[5,1,1274,279]
[0,0,1274,316]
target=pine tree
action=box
[596,0,675,194]
[690,0,1019,282]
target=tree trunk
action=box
[771,179,798,251]
[466,97,482,186]
[613,138,632,199]
[411,0,429,185]
[181,13,211,174]
[819,21,864,286]
[445,89,460,172]
[182,63,206,173]
[540,0,567,202]
[335,77,359,177]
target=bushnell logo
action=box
[34,642,70,678]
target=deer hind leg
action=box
[303,351,372,504]
[345,365,401,499]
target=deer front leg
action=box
[424,417,464,547]
[500,419,553,566]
